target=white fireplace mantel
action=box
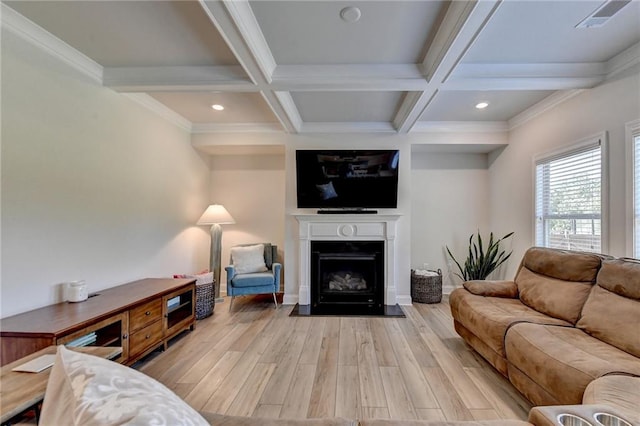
[294,214,401,306]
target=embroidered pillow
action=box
[40,346,208,426]
[231,244,268,274]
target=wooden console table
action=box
[0,278,196,367]
[0,345,122,424]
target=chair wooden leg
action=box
[272,293,278,309]
[229,296,234,312]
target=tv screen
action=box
[296,150,400,209]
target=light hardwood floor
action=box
[140,295,531,421]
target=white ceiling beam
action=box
[394,0,502,134]
[103,66,256,92]
[271,64,426,92]
[199,0,301,133]
[300,122,397,134]
[442,62,605,90]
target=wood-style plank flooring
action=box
[139,295,531,421]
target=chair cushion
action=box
[231,244,268,274]
[231,272,275,288]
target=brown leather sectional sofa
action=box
[449,247,640,410]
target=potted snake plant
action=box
[446,231,514,281]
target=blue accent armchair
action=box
[225,243,281,311]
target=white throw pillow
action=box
[40,346,208,426]
[231,244,268,274]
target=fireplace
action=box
[292,214,402,309]
[311,241,384,315]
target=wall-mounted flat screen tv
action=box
[296,150,400,209]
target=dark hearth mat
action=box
[288,304,405,318]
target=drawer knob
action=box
[146,334,151,339]
[123,334,128,340]
[145,311,151,316]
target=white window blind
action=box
[535,141,602,253]
[634,135,640,257]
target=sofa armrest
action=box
[272,263,282,291]
[462,280,518,298]
[225,265,236,283]
[528,404,631,426]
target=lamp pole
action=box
[197,204,235,302]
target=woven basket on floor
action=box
[411,269,442,304]
[195,280,215,319]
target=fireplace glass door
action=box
[311,241,384,315]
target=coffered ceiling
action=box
[3,0,640,149]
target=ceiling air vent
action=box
[576,0,632,28]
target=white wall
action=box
[209,154,286,294]
[1,30,211,317]
[489,70,640,279]
[411,153,490,292]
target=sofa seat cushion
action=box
[449,289,571,359]
[232,272,275,288]
[582,375,640,423]
[577,259,640,357]
[505,323,640,405]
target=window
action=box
[535,136,605,253]
[634,133,640,257]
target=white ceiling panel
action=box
[148,92,279,124]
[5,0,238,67]
[250,1,446,64]
[463,0,640,63]
[420,90,554,122]
[291,91,405,122]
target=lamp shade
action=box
[197,204,235,225]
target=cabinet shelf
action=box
[167,301,191,314]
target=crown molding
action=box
[605,41,640,79]
[1,3,103,83]
[508,90,584,130]
[122,94,192,132]
[191,123,283,134]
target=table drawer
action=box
[129,321,163,356]
[129,299,162,332]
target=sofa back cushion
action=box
[515,247,602,324]
[576,258,640,357]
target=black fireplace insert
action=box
[310,240,384,315]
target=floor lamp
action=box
[197,204,235,303]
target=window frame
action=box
[626,119,640,258]
[532,132,609,254]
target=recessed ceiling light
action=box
[340,6,361,23]
[211,104,224,111]
[475,102,489,109]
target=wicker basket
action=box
[411,269,443,304]
[195,280,215,319]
